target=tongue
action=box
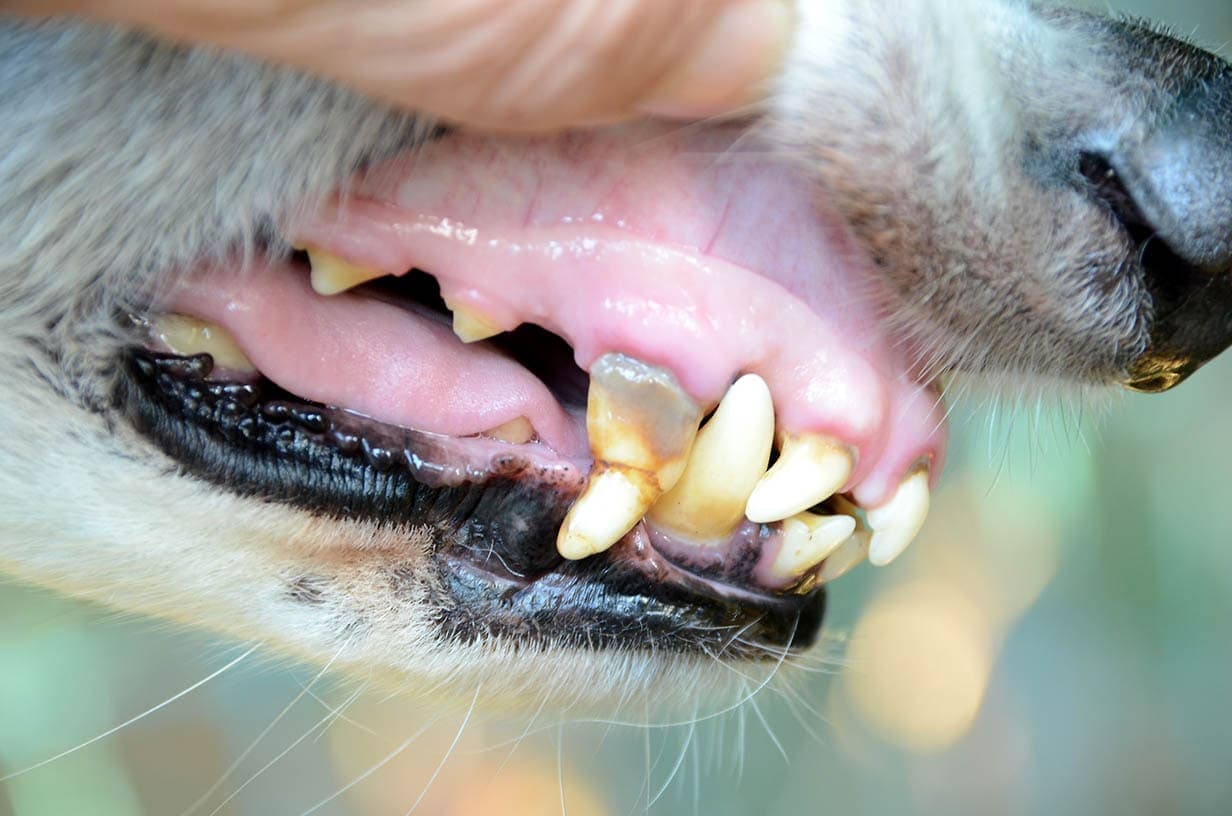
[173,122,946,499]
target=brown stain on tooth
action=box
[557,353,703,561]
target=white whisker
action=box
[0,644,256,783]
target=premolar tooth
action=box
[745,434,853,523]
[484,416,535,444]
[557,353,702,561]
[153,314,255,373]
[865,468,931,566]
[647,374,774,540]
[771,512,857,580]
[443,297,502,343]
[818,531,870,583]
[306,247,384,295]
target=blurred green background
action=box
[4,2,1232,814]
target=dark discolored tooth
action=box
[557,353,702,560]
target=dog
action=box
[1,0,1229,723]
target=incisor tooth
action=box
[484,416,535,444]
[745,434,853,523]
[647,374,774,540]
[557,354,702,560]
[442,297,502,343]
[771,512,857,580]
[818,531,870,583]
[306,247,384,295]
[153,314,255,373]
[866,468,931,566]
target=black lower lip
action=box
[435,556,826,656]
[118,348,826,654]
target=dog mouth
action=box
[117,122,948,656]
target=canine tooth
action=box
[866,469,931,566]
[647,374,775,540]
[745,435,853,523]
[306,247,385,295]
[771,512,857,580]
[153,314,255,373]
[443,298,503,343]
[557,353,703,560]
[484,416,535,444]
[818,531,870,583]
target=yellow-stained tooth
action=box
[484,416,535,444]
[557,353,702,561]
[770,512,857,580]
[153,314,255,373]
[866,468,931,566]
[647,374,775,540]
[306,247,385,295]
[745,434,853,523]
[442,297,503,343]
[818,531,870,583]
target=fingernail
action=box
[638,0,793,120]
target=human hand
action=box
[10,0,792,130]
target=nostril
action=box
[1114,70,1232,274]
[1079,153,1205,315]
[1079,153,1150,236]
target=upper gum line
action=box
[291,201,894,454]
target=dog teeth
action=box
[866,468,931,566]
[745,434,853,524]
[443,297,503,343]
[646,374,775,540]
[818,531,870,583]
[483,416,535,444]
[557,353,702,560]
[771,511,857,580]
[153,314,255,373]
[306,247,384,295]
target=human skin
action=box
[3,0,792,130]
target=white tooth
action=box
[770,512,857,580]
[647,374,774,540]
[818,531,870,583]
[483,416,535,444]
[442,297,503,343]
[556,469,656,560]
[306,247,384,295]
[153,314,255,373]
[745,434,853,523]
[557,353,702,560]
[866,469,931,566]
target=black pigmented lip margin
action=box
[115,348,826,656]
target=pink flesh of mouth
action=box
[173,122,947,507]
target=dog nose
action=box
[1098,69,1232,392]
[1121,70,1232,392]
